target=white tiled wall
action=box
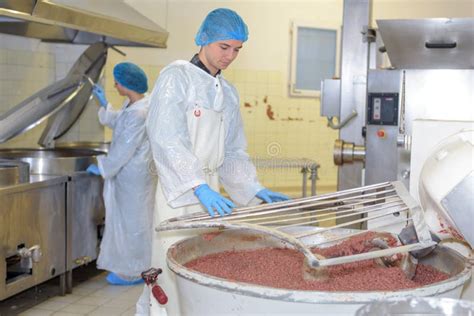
[0,34,105,148]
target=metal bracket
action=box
[326,109,358,130]
[109,45,127,56]
[361,26,376,43]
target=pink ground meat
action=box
[184,232,449,291]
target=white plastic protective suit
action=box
[96,95,157,279]
[136,60,263,316]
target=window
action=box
[290,23,339,97]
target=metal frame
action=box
[157,181,435,268]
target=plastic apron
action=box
[97,97,155,279]
[139,106,225,316]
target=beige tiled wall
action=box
[224,68,338,196]
[0,45,55,148]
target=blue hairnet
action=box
[195,8,248,46]
[113,62,148,94]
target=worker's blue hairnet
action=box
[113,62,148,94]
[195,8,248,46]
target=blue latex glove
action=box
[256,188,291,203]
[194,184,235,217]
[92,84,108,107]
[86,164,101,176]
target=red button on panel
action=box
[377,129,385,138]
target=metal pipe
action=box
[310,166,317,196]
[301,167,308,197]
[333,139,366,165]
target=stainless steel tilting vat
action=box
[0,175,68,300]
[0,42,109,300]
[0,148,103,175]
[0,148,106,297]
[167,228,471,316]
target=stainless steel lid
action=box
[0,42,107,146]
[377,18,474,69]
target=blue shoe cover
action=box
[106,272,144,286]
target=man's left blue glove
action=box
[256,188,290,203]
[86,164,101,176]
[194,184,235,217]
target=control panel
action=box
[367,93,399,125]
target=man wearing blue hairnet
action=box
[87,62,157,286]
[137,8,289,316]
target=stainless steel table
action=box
[252,158,320,197]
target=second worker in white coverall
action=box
[87,62,157,286]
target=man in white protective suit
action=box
[136,8,290,316]
[86,62,157,286]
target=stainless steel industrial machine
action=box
[321,5,474,193]
[0,173,69,300]
[0,0,170,302]
[320,1,474,234]
[0,148,104,300]
[0,41,109,300]
[319,0,474,303]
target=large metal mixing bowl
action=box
[167,228,471,315]
[0,148,105,175]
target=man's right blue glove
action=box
[256,188,290,203]
[86,164,101,176]
[92,84,108,107]
[194,184,235,217]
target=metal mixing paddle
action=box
[156,181,436,280]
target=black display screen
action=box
[367,93,399,125]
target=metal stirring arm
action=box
[156,221,323,268]
[158,181,435,269]
[158,219,436,268]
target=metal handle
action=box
[152,285,168,305]
[425,42,457,49]
[74,256,92,265]
[109,45,127,56]
[142,268,168,305]
[18,245,42,263]
[326,110,358,130]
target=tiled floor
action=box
[18,273,142,316]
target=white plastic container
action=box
[167,228,471,316]
[355,297,474,316]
